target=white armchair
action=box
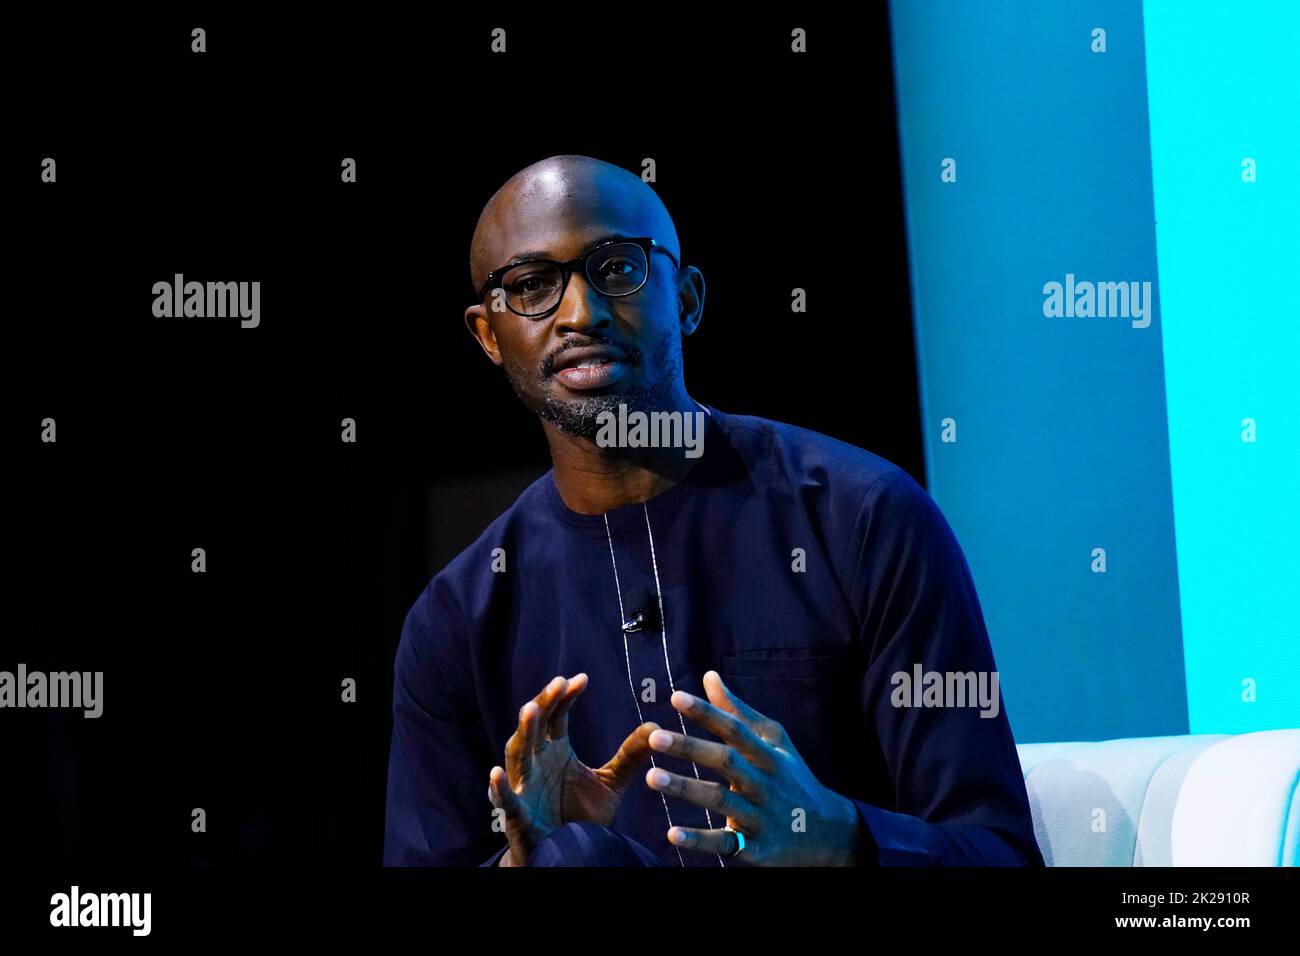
[1015,729,1300,866]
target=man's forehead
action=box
[482,194,652,265]
[488,223,642,266]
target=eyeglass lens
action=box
[500,242,649,316]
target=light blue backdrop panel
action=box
[1143,1,1300,735]
[887,1,1187,743]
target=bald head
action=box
[469,155,681,296]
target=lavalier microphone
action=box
[621,587,662,634]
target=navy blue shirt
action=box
[383,406,1043,866]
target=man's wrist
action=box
[829,792,870,866]
[499,821,553,866]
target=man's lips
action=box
[550,345,631,391]
[555,360,628,390]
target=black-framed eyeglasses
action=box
[477,236,680,319]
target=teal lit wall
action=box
[1143,3,1300,734]
[888,0,1299,743]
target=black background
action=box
[7,8,918,872]
[6,8,1296,944]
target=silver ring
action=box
[722,825,746,857]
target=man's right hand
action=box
[487,673,658,867]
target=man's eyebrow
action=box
[504,233,631,266]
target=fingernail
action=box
[649,730,672,750]
[652,770,670,787]
[668,827,685,845]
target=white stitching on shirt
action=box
[641,503,725,867]
[604,511,686,867]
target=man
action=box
[383,154,1043,867]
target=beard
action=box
[503,333,683,441]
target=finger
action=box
[669,689,776,768]
[667,825,745,858]
[488,766,524,820]
[489,766,534,865]
[646,728,765,796]
[600,721,661,792]
[644,766,762,832]
[505,701,539,782]
[506,676,563,782]
[703,671,786,746]
[547,672,588,740]
[530,676,568,753]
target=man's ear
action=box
[677,265,705,337]
[464,305,504,366]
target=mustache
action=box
[540,335,643,377]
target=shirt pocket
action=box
[720,647,852,680]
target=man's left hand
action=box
[643,670,866,865]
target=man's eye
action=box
[599,258,636,277]
[508,273,548,293]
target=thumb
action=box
[601,722,660,792]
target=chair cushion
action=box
[1016,730,1300,866]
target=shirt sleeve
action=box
[846,467,1044,867]
[382,576,510,866]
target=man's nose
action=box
[553,270,612,335]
